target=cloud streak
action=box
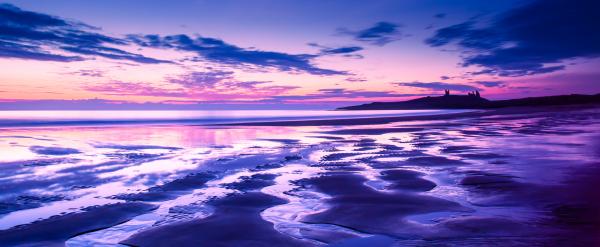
[395,81,480,92]
[128,34,347,75]
[69,69,104,77]
[319,46,363,55]
[265,88,424,103]
[338,22,403,46]
[83,81,189,98]
[474,81,506,88]
[84,70,299,100]
[0,3,168,64]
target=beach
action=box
[0,106,599,246]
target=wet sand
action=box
[0,106,599,246]
[0,202,156,246]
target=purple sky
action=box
[1,0,599,109]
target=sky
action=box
[0,0,599,109]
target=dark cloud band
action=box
[426,0,600,77]
[338,22,402,46]
[0,3,168,64]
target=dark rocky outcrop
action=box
[338,92,600,110]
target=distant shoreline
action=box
[216,104,600,126]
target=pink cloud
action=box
[83,70,300,101]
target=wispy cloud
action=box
[474,81,506,88]
[167,70,299,98]
[83,81,189,98]
[425,0,600,76]
[0,3,169,64]
[338,22,403,46]
[84,70,299,100]
[265,88,424,103]
[68,69,105,77]
[319,46,363,55]
[127,34,347,75]
[395,81,480,92]
[308,43,364,57]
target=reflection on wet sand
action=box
[0,107,599,246]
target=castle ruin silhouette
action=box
[444,89,480,98]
